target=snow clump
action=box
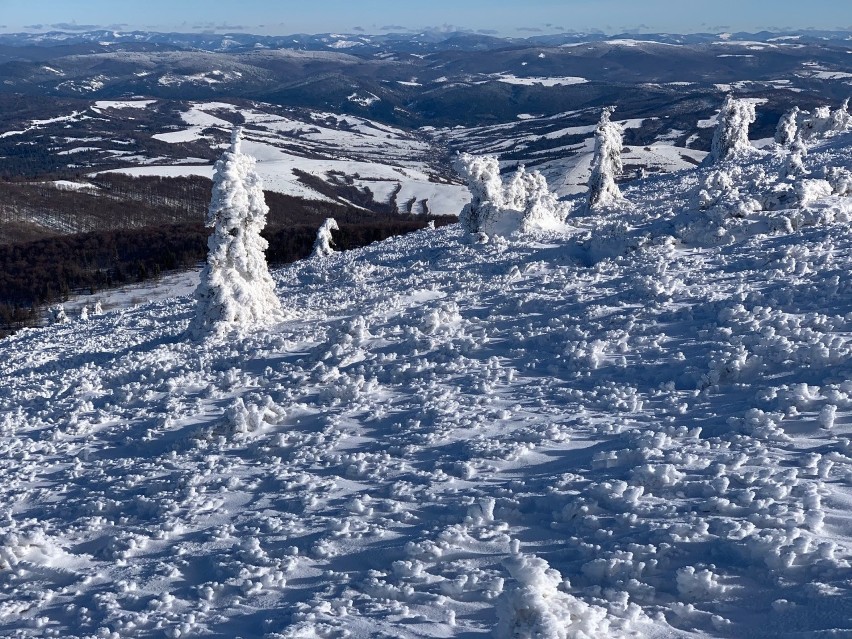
[190,127,282,337]
[495,554,611,639]
[456,153,567,238]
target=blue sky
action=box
[0,0,849,35]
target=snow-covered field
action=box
[2,127,852,638]
[109,102,470,216]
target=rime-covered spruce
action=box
[190,127,282,337]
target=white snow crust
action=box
[2,115,852,639]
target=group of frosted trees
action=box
[50,127,340,336]
[457,95,852,240]
[59,96,851,332]
[457,105,626,238]
[456,155,569,237]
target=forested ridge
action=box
[0,173,453,335]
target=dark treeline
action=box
[0,174,436,244]
[0,172,456,336]
[0,216,455,336]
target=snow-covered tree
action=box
[93,301,103,316]
[312,218,339,258]
[587,106,624,209]
[784,135,808,178]
[799,100,852,141]
[457,153,504,235]
[456,154,566,237]
[80,306,89,321]
[49,304,68,325]
[831,99,851,131]
[706,96,756,164]
[190,127,282,337]
[517,168,564,232]
[775,106,800,147]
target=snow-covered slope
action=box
[103,101,468,215]
[433,111,707,197]
[2,130,852,638]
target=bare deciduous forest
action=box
[0,174,453,335]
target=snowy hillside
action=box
[2,125,852,639]
[106,101,468,215]
[432,110,708,197]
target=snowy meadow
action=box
[1,99,852,638]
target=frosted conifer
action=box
[797,99,852,140]
[312,218,339,257]
[190,127,282,337]
[784,135,809,178]
[775,107,800,147]
[706,96,756,164]
[518,169,564,232]
[49,305,68,325]
[587,106,624,209]
[457,153,504,235]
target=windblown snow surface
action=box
[3,133,852,638]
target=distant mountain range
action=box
[1,28,851,133]
[1,28,851,54]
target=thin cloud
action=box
[50,23,103,31]
[517,27,544,33]
[380,25,407,31]
[624,24,652,33]
[190,23,247,31]
[477,29,499,35]
[422,24,472,33]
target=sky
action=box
[0,0,849,36]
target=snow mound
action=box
[496,554,613,639]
